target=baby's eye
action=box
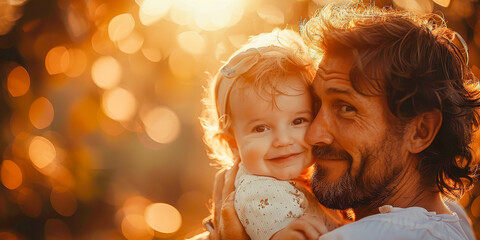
[253,125,269,133]
[292,118,308,125]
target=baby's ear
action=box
[222,133,239,156]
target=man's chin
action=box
[311,165,364,210]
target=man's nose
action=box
[306,110,334,145]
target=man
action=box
[208,3,479,240]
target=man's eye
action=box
[338,104,357,117]
[253,125,268,133]
[292,118,308,125]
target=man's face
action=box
[306,52,409,210]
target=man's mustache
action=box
[312,146,352,162]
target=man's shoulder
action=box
[320,205,474,240]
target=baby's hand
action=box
[270,214,328,240]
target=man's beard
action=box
[310,135,402,210]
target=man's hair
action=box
[301,3,480,199]
[200,29,315,168]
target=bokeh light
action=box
[64,48,87,78]
[91,56,122,89]
[144,203,182,234]
[141,107,181,144]
[102,88,137,122]
[7,66,30,97]
[45,46,70,75]
[16,187,42,218]
[50,186,78,217]
[1,160,22,190]
[177,31,206,55]
[0,232,19,240]
[117,31,144,54]
[121,214,154,240]
[139,0,172,26]
[29,136,56,169]
[1,0,480,239]
[108,13,135,41]
[29,97,54,129]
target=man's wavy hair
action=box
[301,3,480,199]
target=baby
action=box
[200,29,343,240]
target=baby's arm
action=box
[270,214,328,240]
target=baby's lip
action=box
[266,152,303,161]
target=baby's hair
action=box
[200,29,316,169]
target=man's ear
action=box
[407,109,442,154]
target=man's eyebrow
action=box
[325,87,360,101]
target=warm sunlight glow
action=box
[168,49,195,79]
[192,0,244,31]
[142,107,180,144]
[118,31,144,54]
[256,5,284,25]
[29,97,54,129]
[121,214,154,240]
[144,203,182,234]
[1,160,22,190]
[433,0,450,7]
[393,0,433,13]
[7,66,30,97]
[45,46,70,75]
[177,31,205,55]
[108,13,135,41]
[102,88,137,122]
[91,56,122,89]
[29,136,56,169]
[139,0,172,26]
[50,186,78,217]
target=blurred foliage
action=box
[0,0,479,239]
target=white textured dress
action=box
[234,163,308,240]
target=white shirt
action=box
[320,201,475,240]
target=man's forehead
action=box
[316,53,354,78]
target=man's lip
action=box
[267,152,302,161]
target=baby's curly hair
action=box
[200,29,316,169]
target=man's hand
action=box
[209,161,249,240]
[270,215,328,240]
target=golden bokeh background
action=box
[0,0,479,239]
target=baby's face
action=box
[229,75,313,180]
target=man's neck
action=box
[353,162,452,220]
